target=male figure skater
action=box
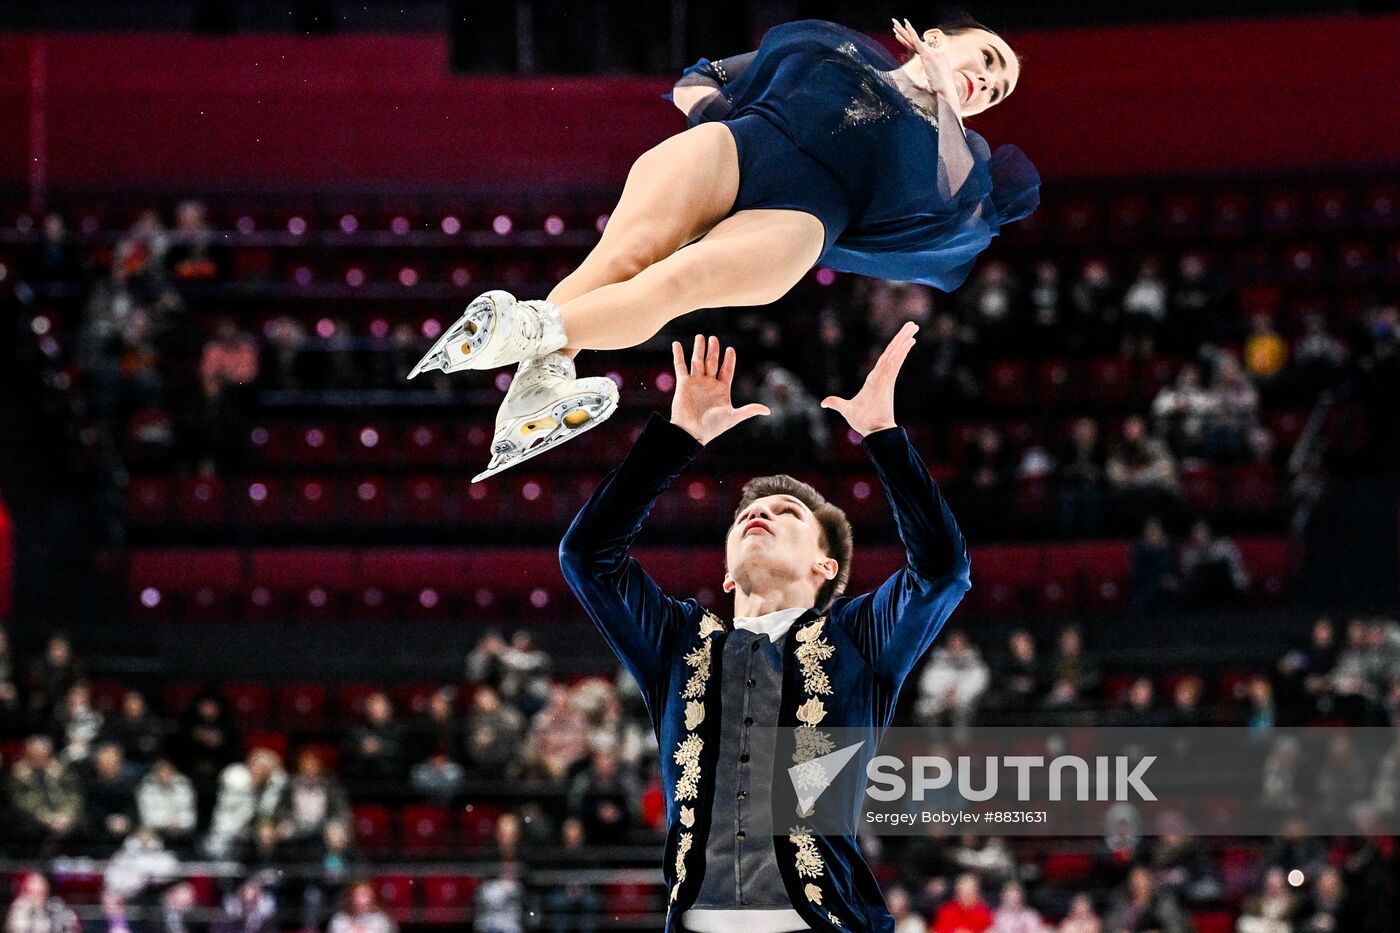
[560,324,971,932]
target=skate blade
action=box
[471,390,617,483]
[407,295,495,379]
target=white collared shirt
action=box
[682,606,814,933]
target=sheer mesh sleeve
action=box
[669,52,757,125]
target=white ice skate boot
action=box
[472,352,619,482]
[408,290,568,378]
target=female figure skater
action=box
[411,16,1039,480]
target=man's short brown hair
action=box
[733,475,853,610]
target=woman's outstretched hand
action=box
[670,335,770,445]
[822,322,919,436]
[892,18,960,110]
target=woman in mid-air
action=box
[412,15,1039,480]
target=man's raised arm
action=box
[821,323,972,690]
[560,336,769,708]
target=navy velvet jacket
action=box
[559,414,971,931]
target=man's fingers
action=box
[691,334,704,373]
[705,335,721,376]
[718,345,737,384]
[671,341,687,380]
[820,395,849,412]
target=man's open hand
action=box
[670,335,769,445]
[822,322,919,436]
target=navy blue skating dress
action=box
[676,19,1040,291]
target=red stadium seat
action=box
[1087,356,1131,406]
[290,476,337,526]
[402,475,449,525]
[279,683,329,731]
[1035,359,1077,406]
[605,881,659,918]
[344,475,394,524]
[88,680,128,715]
[175,476,226,525]
[421,875,479,923]
[129,549,243,621]
[400,804,453,856]
[1236,537,1292,601]
[1226,463,1278,514]
[1179,463,1221,513]
[460,804,505,849]
[985,360,1029,407]
[336,683,382,722]
[402,422,447,465]
[221,683,272,729]
[127,477,172,525]
[373,874,417,921]
[969,546,1043,617]
[1041,851,1093,886]
[352,804,394,855]
[243,730,288,759]
[1193,911,1234,933]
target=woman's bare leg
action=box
[546,123,740,312]
[556,208,826,351]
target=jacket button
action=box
[750,640,761,651]
[747,678,756,687]
[736,831,747,841]
[740,753,750,763]
[737,791,747,800]
[744,717,754,726]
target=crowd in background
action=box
[16,203,1400,496]
[1,619,1397,931]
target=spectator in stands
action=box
[1104,865,1190,933]
[886,886,928,933]
[166,199,224,281]
[216,877,277,933]
[1298,866,1352,932]
[1315,732,1369,825]
[1168,251,1229,350]
[103,690,164,765]
[1046,626,1101,708]
[102,826,179,900]
[158,881,198,933]
[959,261,1017,349]
[343,691,408,786]
[521,684,589,782]
[1069,259,1118,352]
[262,314,308,390]
[136,758,197,849]
[1105,417,1178,532]
[1275,618,1338,724]
[83,741,138,853]
[916,631,990,728]
[1264,817,1329,881]
[92,890,136,933]
[1130,516,1179,613]
[327,880,397,933]
[754,365,830,460]
[475,861,526,933]
[191,316,259,474]
[1237,866,1300,933]
[51,681,103,764]
[489,811,523,864]
[1292,312,1347,400]
[542,817,604,933]
[274,747,350,857]
[1151,363,1215,458]
[411,750,466,804]
[410,686,464,764]
[4,872,78,933]
[959,425,1017,537]
[1115,678,1163,729]
[464,685,525,779]
[1201,353,1260,463]
[29,212,82,283]
[8,735,83,855]
[302,820,364,931]
[1148,819,1221,906]
[203,747,286,859]
[1121,258,1168,356]
[1056,417,1107,537]
[932,873,994,933]
[992,630,1046,713]
[466,629,552,717]
[1028,260,1065,347]
[951,836,1016,889]
[1167,676,1209,728]
[1180,520,1250,606]
[920,312,980,404]
[991,881,1048,933]
[172,690,241,789]
[1057,894,1102,933]
[1245,676,1276,730]
[567,747,638,844]
[29,634,82,722]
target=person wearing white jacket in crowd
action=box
[136,759,197,846]
[202,748,286,859]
